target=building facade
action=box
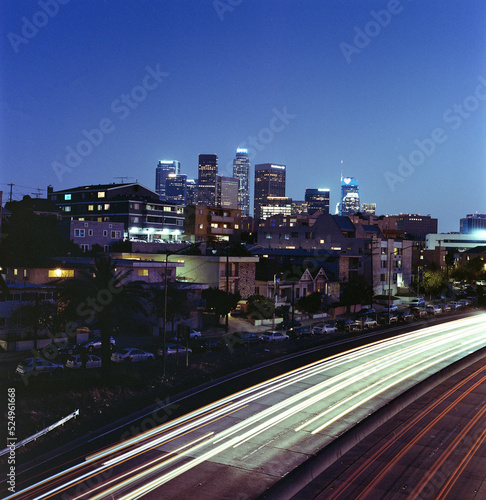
[185,205,242,242]
[215,175,239,209]
[165,174,187,205]
[305,188,330,215]
[260,197,293,220]
[460,214,486,234]
[233,148,251,217]
[186,178,198,205]
[197,154,218,206]
[254,163,286,220]
[60,220,124,252]
[155,160,181,201]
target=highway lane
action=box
[4,313,486,500]
[293,354,486,500]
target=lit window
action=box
[48,269,74,278]
[97,191,105,198]
[320,239,325,244]
[88,205,94,211]
[235,224,239,229]
[64,194,71,200]
[198,224,204,229]
[13,268,18,276]
[64,206,71,212]
[104,204,110,210]
[74,229,85,237]
[138,269,149,276]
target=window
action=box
[80,244,89,252]
[234,224,239,229]
[97,204,103,210]
[198,224,204,229]
[104,204,110,210]
[88,205,94,211]
[109,224,112,228]
[177,220,183,226]
[84,222,88,227]
[111,231,121,238]
[138,269,149,276]
[64,194,71,200]
[264,232,272,239]
[320,239,325,244]
[74,229,85,237]
[285,234,290,240]
[88,229,93,236]
[13,268,18,276]
[198,209,203,215]
[291,232,298,238]
[97,191,105,198]
[64,206,71,212]
[104,245,109,252]
[132,217,139,223]
[48,269,74,278]
[103,230,108,237]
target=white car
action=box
[66,354,102,369]
[260,331,289,342]
[111,348,154,363]
[16,358,64,376]
[382,304,399,313]
[426,304,442,315]
[312,324,337,335]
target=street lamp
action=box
[272,273,282,330]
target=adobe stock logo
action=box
[340,0,409,63]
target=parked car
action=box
[397,311,414,322]
[336,319,361,332]
[409,298,426,308]
[377,312,399,324]
[411,307,428,318]
[159,344,193,358]
[66,354,102,369]
[441,303,452,313]
[202,337,227,351]
[277,319,302,330]
[111,348,154,363]
[312,324,337,335]
[79,336,115,353]
[287,326,313,339]
[228,331,263,346]
[16,358,64,377]
[357,308,376,317]
[360,317,378,328]
[260,331,289,342]
[44,341,77,357]
[426,304,442,315]
[382,304,399,313]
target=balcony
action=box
[209,227,234,235]
[209,215,235,223]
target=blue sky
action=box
[1,0,485,232]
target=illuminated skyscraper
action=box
[165,173,187,205]
[340,176,360,216]
[155,160,180,200]
[233,148,251,216]
[197,154,218,206]
[254,163,286,219]
[216,175,239,209]
[186,178,197,205]
[305,188,330,215]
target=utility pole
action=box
[7,183,14,202]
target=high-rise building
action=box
[186,178,197,206]
[165,174,187,205]
[340,176,360,216]
[254,163,286,219]
[216,175,239,209]
[155,160,180,200]
[305,188,330,215]
[460,213,486,234]
[261,197,293,220]
[233,148,251,217]
[361,203,376,215]
[197,154,218,206]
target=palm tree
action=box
[58,256,146,381]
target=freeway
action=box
[4,313,486,500]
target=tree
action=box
[202,287,240,320]
[246,294,274,321]
[298,292,322,317]
[422,269,447,299]
[150,282,191,334]
[340,276,372,313]
[451,257,486,284]
[58,256,146,381]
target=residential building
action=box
[340,176,359,216]
[460,213,486,234]
[155,160,180,201]
[215,175,238,209]
[254,163,286,220]
[305,188,330,215]
[233,148,251,217]
[165,174,187,205]
[47,182,184,242]
[197,154,218,206]
[60,220,124,252]
[185,205,242,243]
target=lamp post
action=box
[272,273,282,330]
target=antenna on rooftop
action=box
[31,188,43,198]
[114,177,134,184]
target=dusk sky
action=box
[1,0,485,232]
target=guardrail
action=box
[0,409,79,457]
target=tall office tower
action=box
[305,188,330,215]
[216,175,239,209]
[460,213,486,233]
[253,163,286,219]
[197,154,218,206]
[185,178,197,205]
[261,197,293,219]
[340,176,360,216]
[233,148,251,216]
[155,160,181,200]
[165,174,187,205]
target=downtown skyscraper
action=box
[254,163,286,220]
[197,154,218,206]
[340,176,360,216]
[155,160,181,201]
[233,148,250,217]
[305,188,330,215]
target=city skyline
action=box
[1,1,485,232]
